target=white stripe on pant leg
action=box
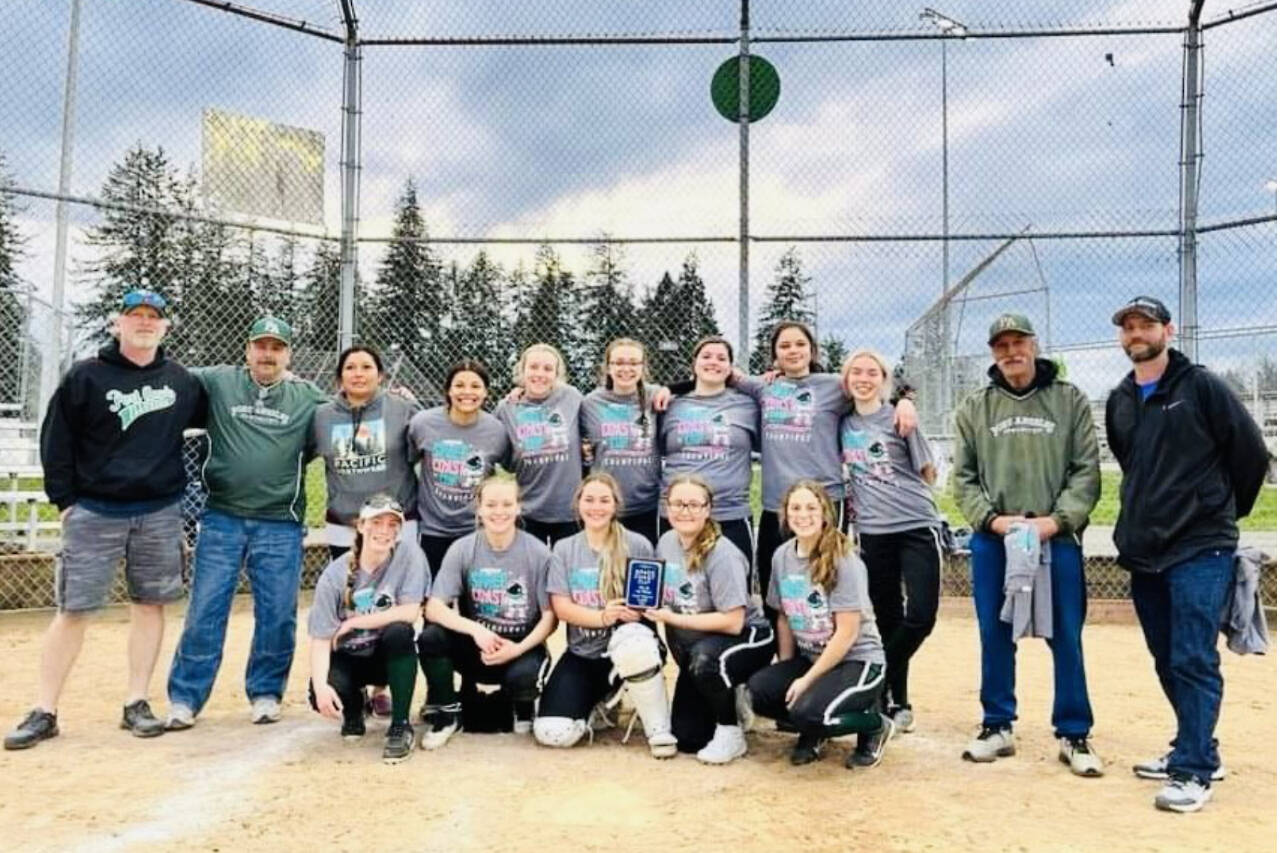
[717,625,775,689]
[820,663,885,726]
[929,526,945,599]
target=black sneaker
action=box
[4,709,58,750]
[120,700,166,738]
[382,722,415,764]
[789,732,826,766]
[341,717,366,742]
[776,718,799,734]
[847,714,896,769]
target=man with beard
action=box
[952,312,1102,777]
[166,317,328,729]
[1105,296,1267,813]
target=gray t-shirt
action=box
[840,405,941,535]
[655,530,768,651]
[549,529,656,658]
[431,530,556,638]
[739,373,848,511]
[767,543,884,664]
[408,406,511,536]
[581,387,661,514]
[659,389,758,522]
[312,390,421,526]
[494,385,584,524]
[308,540,430,654]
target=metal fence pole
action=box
[1179,0,1205,361]
[338,0,362,352]
[736,0,750,368]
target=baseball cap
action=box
[121,289,167,317]
[247,316,293,345]
[1111,295,1172,326]
[987,312,1037,344]
[358,494,405,523]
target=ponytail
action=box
[343,529,364,610]
[684,517,722,574]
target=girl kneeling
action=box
[648,475,775,764]
[307,495,429,764]
[417,475,559,748]
[535,473,677,758]
[748,481,893,768]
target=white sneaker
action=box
[1155,776,1213,813]
[890,706,916,735]
[696,724,748,765]
[166,703,196,731]
[1058,737,1104,777]
[419,711,460,751]
[1133,751,1226,782]
[250,696,282,725]
[734,684,756,732]
[513,718,533,735]
[648,731,678,760]
[962,726,1015,762]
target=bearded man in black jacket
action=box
[4,290,206,751]
[1105,295,1268,814]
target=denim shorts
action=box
[56,502,185,612]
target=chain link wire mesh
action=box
[0,0,1273,609]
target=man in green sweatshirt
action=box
[952,312,1102,777]
[166,317,328,729]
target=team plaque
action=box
[624,558,665,610]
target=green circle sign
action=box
[710,54,780,123]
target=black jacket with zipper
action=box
[1105,348,1269,573]
[39,341,207,511]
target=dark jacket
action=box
[40,341,207,510]
[1105,348,1269,573]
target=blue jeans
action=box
[1129,549,1233,785]
[167,509,305,714]
[970,531,1094,738]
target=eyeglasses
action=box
[670,500,710,513]
[609,359,644,367]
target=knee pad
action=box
[533,716,587,748]
[608,623,662,682]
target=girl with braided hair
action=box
[647,475,774,764]
[746,481,893,769]
[307,494,429,764]
[535,473,677,757]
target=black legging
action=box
[859,526,942,710]
[669,624,776,753]
[419,532,466,577]
[308,621,416,729]
[748,656,885,736]
[619,510,660,546]
[416,622,549,705]
[538,650,617,720]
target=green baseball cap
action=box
[248,316,293,345]
[988,312,1037,344]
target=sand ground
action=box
[0,596,1274,852]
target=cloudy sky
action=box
[4,0,1275,396]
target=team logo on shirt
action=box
[762,380,816,442]
[340,584,395,653]
[779,573,834,656]
[598,401,653,465]
[674,404,732,459]
[662,562,704,613]
[989,416,1056,437]
[467,567,532,633]
[568,566,608,641]
[841,426,896,486]
[331,418,388,473]
[105,384,177,432]
[515,404,571,464]
[430,439,488,502]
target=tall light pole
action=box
[919,7,966,430]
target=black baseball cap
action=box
[1112,296,1171,326]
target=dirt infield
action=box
[1,597,1274,852]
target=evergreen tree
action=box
[515,245,579,387]
[365,179,444,387]
[448,250,512,393]
[750,248,816,373]
[257,234,300,322]
[578,239,638,385]
[820,334,848,373]
[0,155,30,410]
[298,241,342,353]
[641,253,722,385]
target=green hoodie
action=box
[195,365,329,522]
[952,358,1100,540]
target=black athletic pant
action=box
[659,517,754,570]
[419,533,465,577]
[748,656,885,736]
[523,518,580,548]
[308,621,416,729]
[538,651,617,720]
[416,623,549,705]
[859,526,942,710]
[669,624,776,753]
[619,510,660,546]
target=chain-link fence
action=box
[0,0,1274,609]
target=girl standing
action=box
[307,495,428,764]
[409,361,511,573]
[840,349,942,734]
[747,481,893,769]
[535,472,677,757]
[416,475,559,748]
[647,475,774,764]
